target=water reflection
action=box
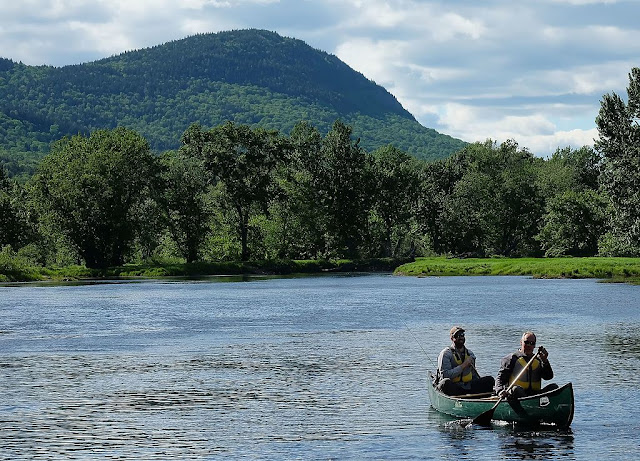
[499,428,575,460]
[429,407,576,460]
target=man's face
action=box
[521,333,536,355]
[453,331,465,348]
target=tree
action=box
[432,140,544,257]
[536,146,602,200]
[316,120,371,258]
[595,67,640,254]
[32,127,158,268]
[185,122,288,261]
[160,150,210,263]
[0,168,31,249]
[262,121,325,259]
[537,190,608,257]
[369,145,421,257]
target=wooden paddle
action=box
[468,351,540,427]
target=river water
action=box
[0,274,638,460]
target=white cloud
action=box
[431,103,599,155]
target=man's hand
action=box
[538,346,549,363]
[462,356,474,369]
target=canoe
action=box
[427,372,574,428]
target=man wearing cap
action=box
[436,326,495,396]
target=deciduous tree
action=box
[32,127,158,268]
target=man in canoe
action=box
[495,331,558,399]
[436,326,495,396]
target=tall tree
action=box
[31,127,158,268]
[316,120,371,258]
[534,146,605,257]
[369,145,421,257]
[595,67,640,254]
[185,122,287,261]
[263,121,325,259]
[0,168,31,249]
[160,150,210,263]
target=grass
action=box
[4,255,640,283]
[0,257,410,282]
[394,256,640,281]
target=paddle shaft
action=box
[469,351,540,426]
[498,351,541,399]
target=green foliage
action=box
[595,67,640,255]
[316,121,371,258]
[182,121,288,260]
[0,169,32,248]
[368,145,422,257]
[536,146,601,198]
[31,127,159,268]
[6,83,640,277]
[0,30,466,180]
[426,140,544,257]
[537,190,608,257]
[159,150,211,263]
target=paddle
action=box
[467,351,540,427]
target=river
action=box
[0,274,638,459]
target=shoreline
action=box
[3,256,640,284]
[393,256,640,284]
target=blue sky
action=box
[1,0,638,156]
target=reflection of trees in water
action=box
[605,323,640,357]
[500,428,575,460]
[603,323,640,387]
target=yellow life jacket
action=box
[509,356,542,390]
[452,349,473,383]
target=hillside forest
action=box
[0,29,466,183]
[1,68,639,270]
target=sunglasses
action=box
[454,333,465,339]
[523,340,536,346]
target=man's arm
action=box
[494,354,516,394]
[540,359,553,380]
[538,346,554,380]
[438,348,464,380]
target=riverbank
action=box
[4,255,640,284]
[393,256,640,283]
[0,257,410,283]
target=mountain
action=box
[0,29,466,178]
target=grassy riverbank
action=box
[4,254,640,284]
[394,256,640,283]
[0,257,409,283]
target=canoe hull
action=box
[427,373,574,428]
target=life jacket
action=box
[451,348,473,383]
[509,355,542,390]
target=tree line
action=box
[1,68,639,269]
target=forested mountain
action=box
[0,29,465,178]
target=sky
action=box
[1,0,638,157]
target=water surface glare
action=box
[1,274,638,459]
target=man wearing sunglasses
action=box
[436,326,495,396]
[494,331,557,399]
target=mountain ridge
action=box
[0,29,466,178]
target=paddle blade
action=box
[470,407,496,426]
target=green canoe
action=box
[427,373,574,428]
